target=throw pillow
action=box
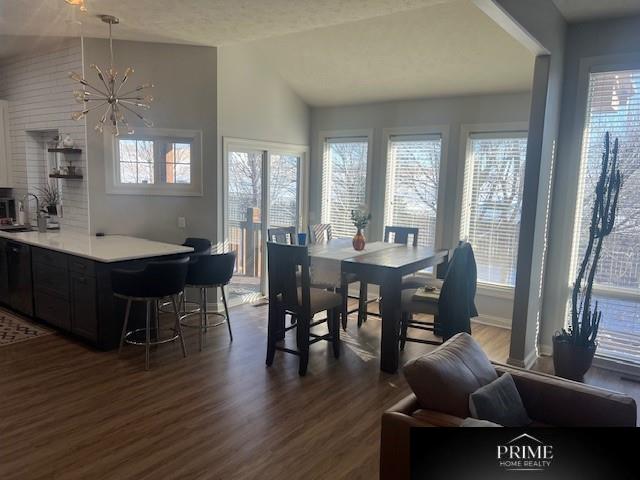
[469,373,532,427]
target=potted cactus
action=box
[553,132,623,381]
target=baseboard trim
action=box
[539,344,553,357]
[507,356,524,368]
[472,314,511,330]
[507,349,538,369]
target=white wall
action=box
[541,14,640,354]
[309,91,532,327]
[0,40,89,231]
[83,40,218,243]
[216,42,310,246]
[217,43,309,146]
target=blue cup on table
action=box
[298,232,307,246]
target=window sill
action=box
[106,184,203,197]
[477,283,514,300]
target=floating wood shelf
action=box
[47,148,82,154]
[49,174,83,180]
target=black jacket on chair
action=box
[439,242,478,340]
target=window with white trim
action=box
[570,68,640,364]
[460,132,528,287]
[321,137,368,238]
[384,134,442,248]
[108,128,202,196]
[117,136,192,185]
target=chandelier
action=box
[69,15,154,135]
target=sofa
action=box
[380,333,637,480]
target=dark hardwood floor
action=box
[0,302,635,479]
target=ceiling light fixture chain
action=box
[69,14,154,136]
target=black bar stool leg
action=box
[119,298,132,356]
[171,295,187,358]
[221,286,232,342]
[145,300,151,371]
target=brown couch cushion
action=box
[403,332,497,418]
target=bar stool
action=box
[183,237,212,255]
[160,237,212,315]
[113,257,190,370]
[181,252,236,351]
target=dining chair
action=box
[267,226,297,244]
[266,242,341,376]
[309,223,332,244]
[398,242,477,349]
[383,226,419,246]
[358,226,422,326]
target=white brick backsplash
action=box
[0,40,88,232]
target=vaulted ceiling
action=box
[0,0,454,46]
[3,0,638,107]
[246,1,534,106]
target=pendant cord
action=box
[109,22,114,71]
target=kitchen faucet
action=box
[22,193,47,232]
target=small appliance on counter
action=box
[0,197,16,221]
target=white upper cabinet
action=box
[0,100,12,188]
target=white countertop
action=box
[0,230,194,263]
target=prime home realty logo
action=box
[497,433,554,471]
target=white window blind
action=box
[571,69,640,364]
[321,137,368,238]
[269,153,300,228]
[384,134,442,248]
[460,132,528,287]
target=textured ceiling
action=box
[1,0,534,106]
[0,0,455,47]
[553,0,640,22]
[248,1,534,106]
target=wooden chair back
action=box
[309,224,332,244]
[267,226,297,244]
[384,226,419,246]
[266,242,310,316]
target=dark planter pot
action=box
[552,335,597,382]
[46,205,57,216]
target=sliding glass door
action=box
[268,153,300,230]
[227,148,264,302]
[225,140,306,303]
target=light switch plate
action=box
[178,216,186,229]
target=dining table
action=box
[308,239,450,373]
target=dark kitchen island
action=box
[0,231,193,349]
